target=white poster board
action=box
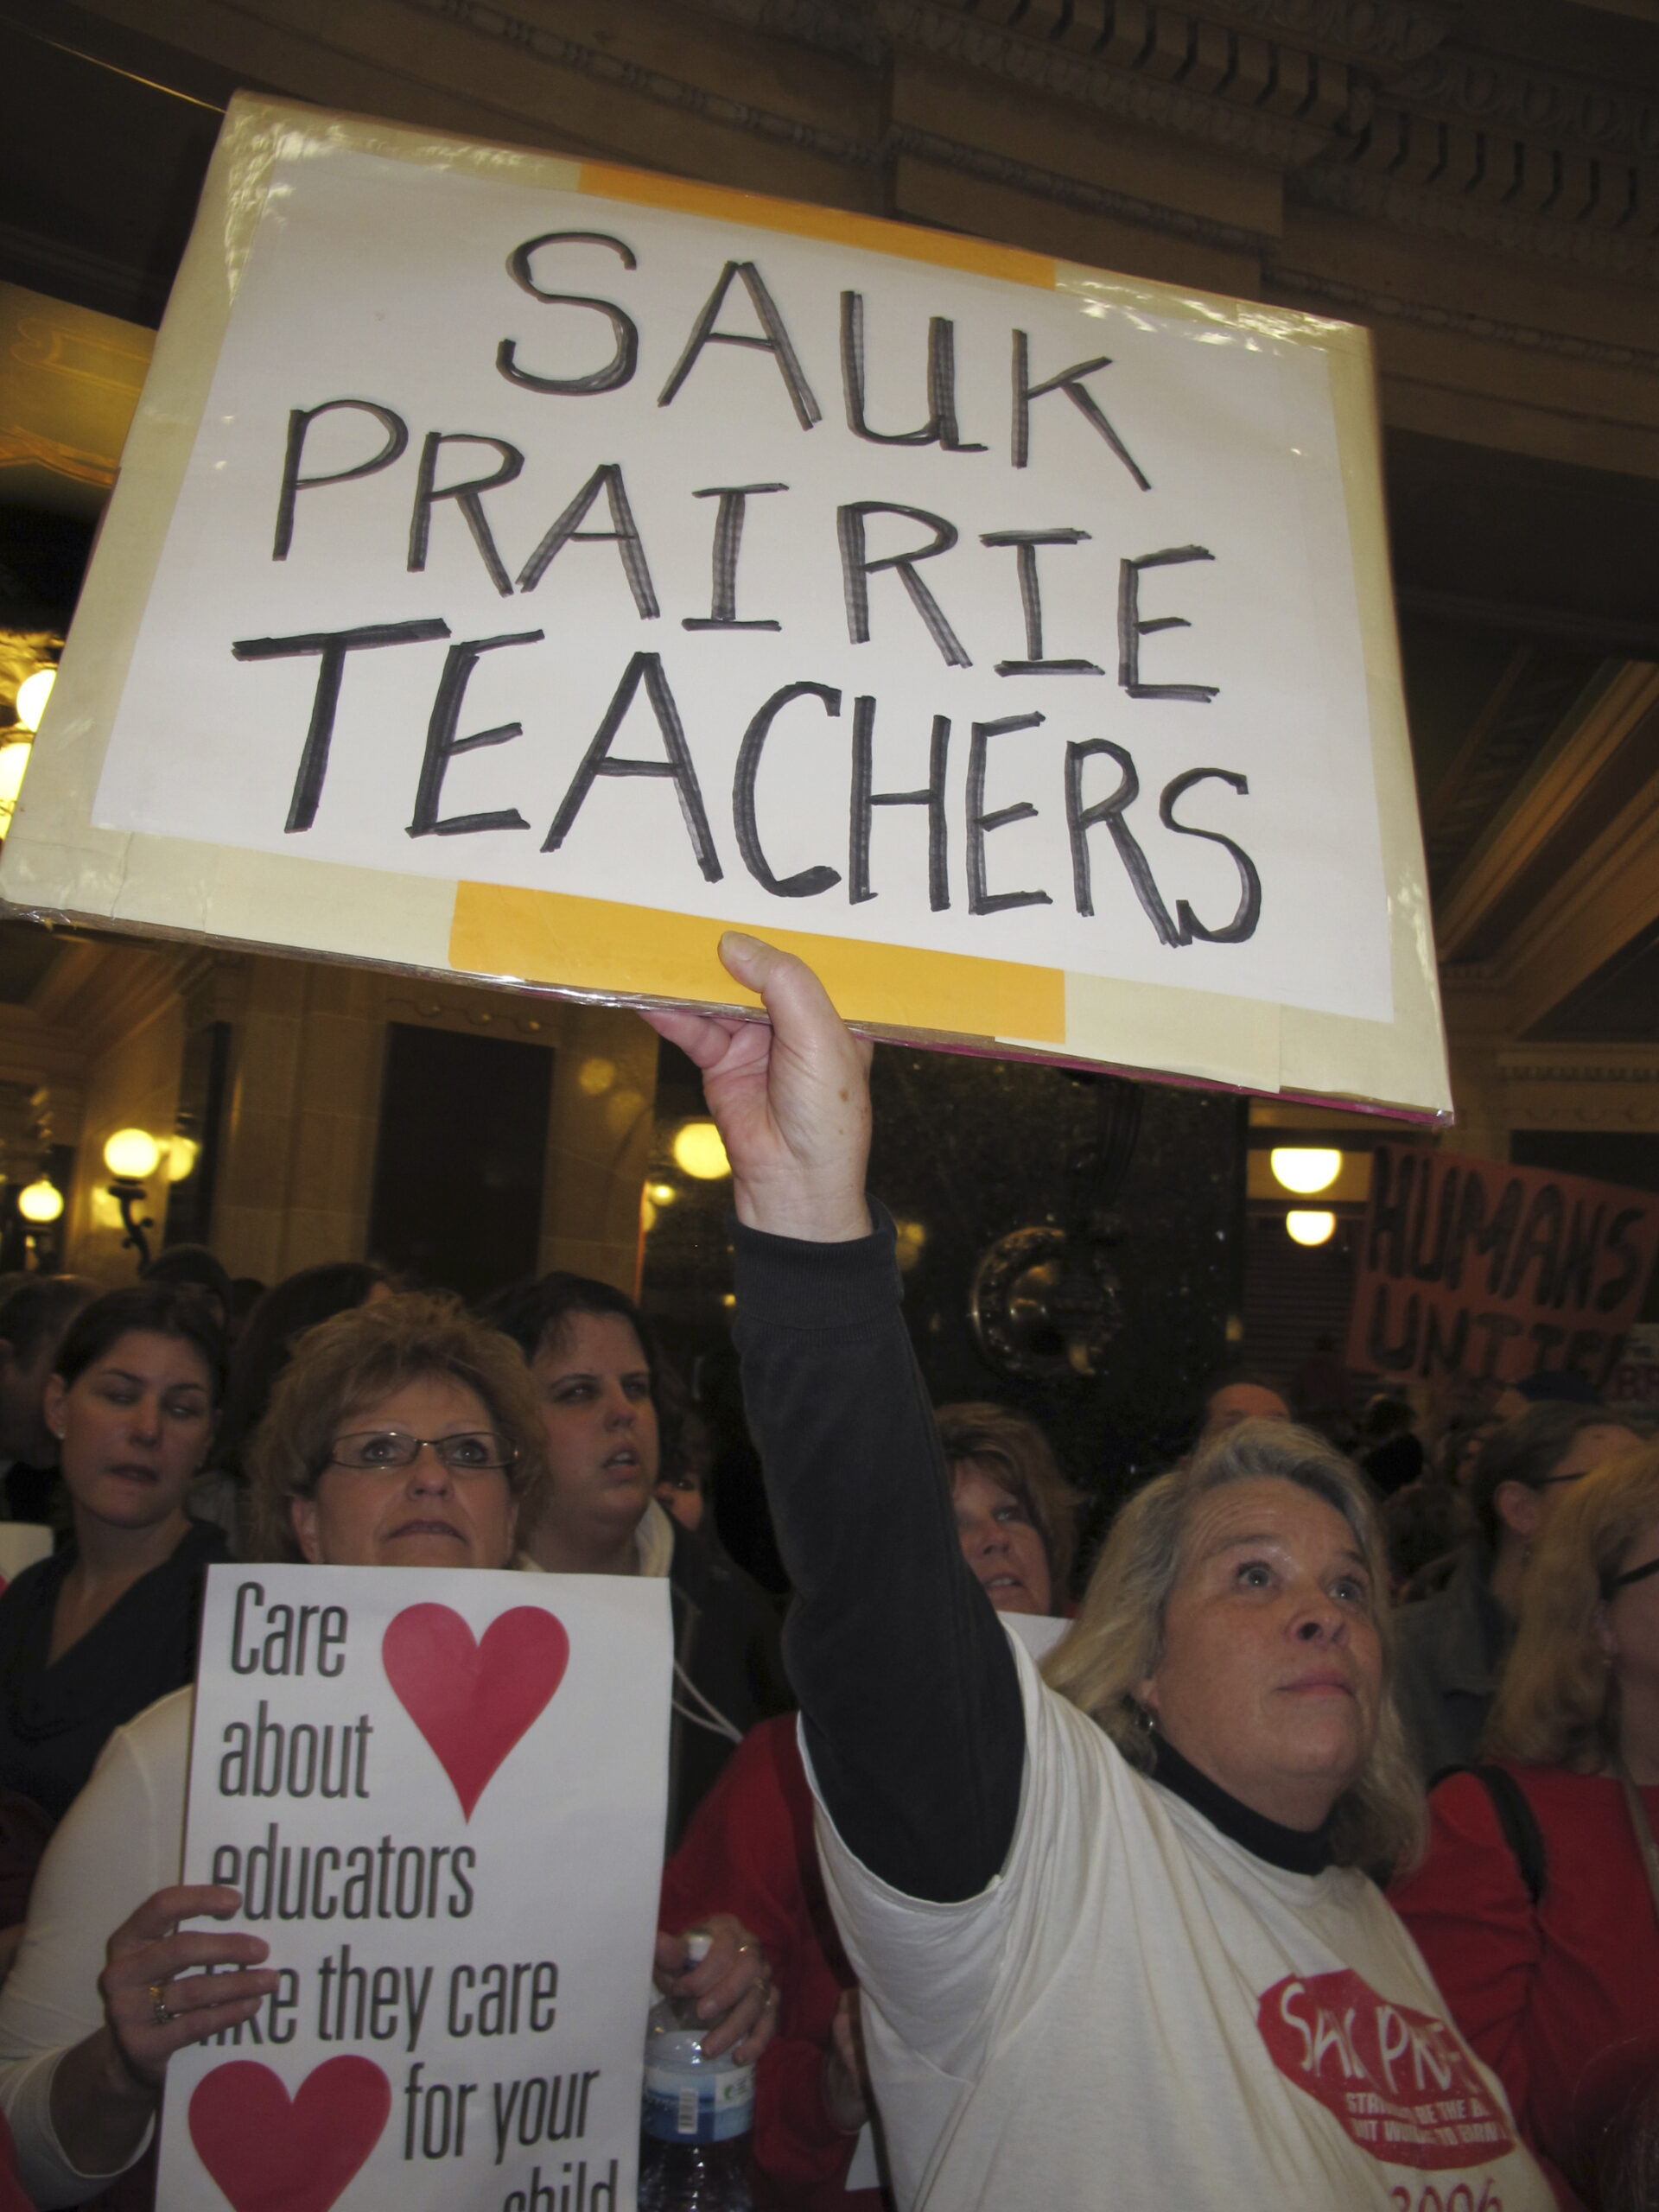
[158,1564,671,2211]
[0,95,1449,1117]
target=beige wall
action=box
[67,989,184,1284]
[36,943,653,1294]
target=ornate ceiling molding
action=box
[1392,47,1659,164]
[1263,260,1659,374]
[1294,160,1659,284]
[893,122,1275,248]
[876,3,1336,168]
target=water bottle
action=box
[638,1933,755,2211]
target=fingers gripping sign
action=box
[100,1885,278,2093]
[641,933,874,1247]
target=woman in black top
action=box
[0,1285,227,1907]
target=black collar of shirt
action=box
[1150,1732,1336,1875]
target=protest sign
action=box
[157,1564,671,2211]
[1605,1322,1659,1417]
[0,94,1447,1116]
[1345,1147,1659,1388]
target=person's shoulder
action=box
[670,1520,776,1623]
[0,1553,61,1613]
[175,1517,232,1567]
[109,1684,196,1782]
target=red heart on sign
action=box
[382,1603,569,1820]
[188,2056,389,2212]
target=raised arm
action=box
[644,937,1024,1903]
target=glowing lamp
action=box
[15,668,54,734]
[103,1128,162,1180]
[166,1137,200,1183]
[17,1180,62,1225]
[1270,1147,1342,1196]
[1286,1211,1337,1248]
[671,1121,730,1180]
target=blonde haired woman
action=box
[647,934,1554,2212]
[1392,1439,1659,2209]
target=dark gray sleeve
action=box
[731,1208,1025,1903]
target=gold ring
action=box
[148,1981,172,2027]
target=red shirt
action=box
[661,1715,884,2212]
[1390,1764,1659,2209]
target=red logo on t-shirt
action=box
[1258,1968,1516,2171]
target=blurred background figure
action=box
[1357,1392,1427,1500]
[1196,1368,1288,1446]
[485,1271,788,1840]
[0,1282,96,1529]
[137,1247,232,1333]
[0,1286,228,1946]
[1391,1440,1659,2208]
[936,1402,1080,1618]
[193,1261,391,1541]
[1394,1403,1641,1781]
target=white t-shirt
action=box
[0,1687,191,2207]
[810,1633,1554,2212]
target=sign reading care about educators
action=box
[157,1565,671,2212]
[0,96,1448,1116]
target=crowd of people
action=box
[0,935,1647,2209]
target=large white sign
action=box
[3,99,1448,1115]
[158,1565,671,2212]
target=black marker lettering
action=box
[1596,1208,1649,1314]
[497,232,639,395]
[1011,331,1149,485]
[733,681,842,898]
[658,261,821,429]
[274,400,408,562]
[837,503,970,668]
[980,528,1103,676]
[1118,547,1219,701]
[850,697,950,911]
[966,713,1051,917]
[408,434,524,598]
[1159,767,1261,944]
[407,629,543,839]
[232,621,449,835]
[516,462,658,614]
[1064,737,1179,945]
[683,484,786,631]
[839,293,985,452]
[543,652,721,880]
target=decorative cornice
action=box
[1292,160,1659,285]
[1392,47,1659,164]
[878,3,1333,168]
[420,0,880,170]
[1501,1065,1659,1084]
[1176,0,1452,67]
[1266,258,1659,372]
[893,123,1275,251]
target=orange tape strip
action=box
[450,884,1066,1043]
[578,162,1056,290]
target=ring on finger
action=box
[148,1981,173,2027]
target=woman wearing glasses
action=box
[1392,1439,1659,2209]
[0,1294,772,2208]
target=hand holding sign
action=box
[643,933,873,1246]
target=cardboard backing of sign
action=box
[0,94,1450,1118]
[1346,1146,1659,1389]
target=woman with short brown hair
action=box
[1392,1439,1659,2206]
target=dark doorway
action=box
[368,1024,553,1302]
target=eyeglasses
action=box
[327,1430,514,1475]
[1609,1554,1659,1595]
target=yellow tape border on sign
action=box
[449,883,1067,1045]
